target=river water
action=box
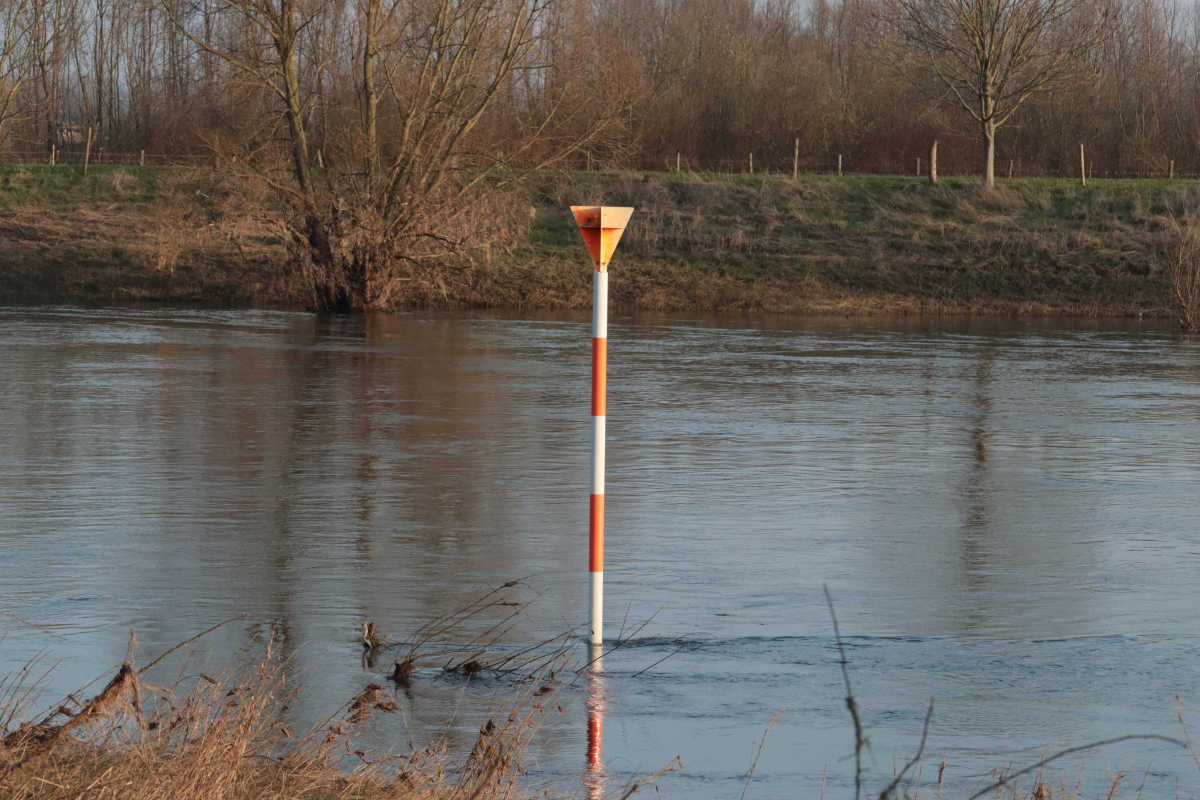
[2,306,1199,799]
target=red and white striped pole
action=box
[589,261,607,646]
[571,206,633,646]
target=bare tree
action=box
[1166,211,1200,331]
[0,0,34,146]
[880,0,1097,186]
[163,0,628,311]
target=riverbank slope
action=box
[0,165,1189,316]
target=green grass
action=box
[514,171,1197,315]
[0,163,164,209]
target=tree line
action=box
[0,0,1196,309]
[0,0,1196,180]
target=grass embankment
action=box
[0,164,1192,315]
[0,165,294,305]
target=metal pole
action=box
[590,261,607,645]
[571,206,632,647]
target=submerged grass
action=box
[0,163,1196,315]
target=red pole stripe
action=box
[589,494,604,572]
[591,338,607,417]
[587,712,603,764]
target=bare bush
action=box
[163,0,632,311]
[1165,213,1200,331]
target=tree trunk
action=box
[277,0,312,195]
[981,121,995,188]
[362,0,380,179]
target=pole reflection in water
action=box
[584,644,608,799]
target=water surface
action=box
[2,307,1199,798]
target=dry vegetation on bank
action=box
[0,647,552,800]
[0,164,1197,317]
[1,589,573,800]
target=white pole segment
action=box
[593,271,608,335]
[589,572,604,645]
[591,417,605,495]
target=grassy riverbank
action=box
[0,164,1192,316]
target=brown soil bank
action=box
[0,165,1191,316]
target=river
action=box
[1,306,1199,798]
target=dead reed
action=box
[0,605,569,800]
[374,581,575,686]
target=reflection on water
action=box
[2,306,1200,799]
[584,645,608,800]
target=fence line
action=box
[574,152,1198,181]
[0,149,1192,181]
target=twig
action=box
[0,613,63,638]
[1176,694,1200,773]
[1132,762,1153,800]
[741,710,786,800]
[137,614,250,675]
[826,585,867,800]
[629,643,689,678]
[966,736,1187,800]
[878,699,934,800]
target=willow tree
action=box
[881,0,1096,187]
[166,0,629,311]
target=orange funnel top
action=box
[571,206,633,271]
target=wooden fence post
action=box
[837,154,842,176]
[83,127,93,175]
[793,138,799,180]
[1008,160,1014,178]
[139,150,145,167]
[676,152,681,173]
[50,145,55,165]
[749,152,753,174]
[1169,159,1175,179]
[1080,144,1087,188]
[928,140,938,185]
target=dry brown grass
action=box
[0,634,558,800]
[0,167,1194,316]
